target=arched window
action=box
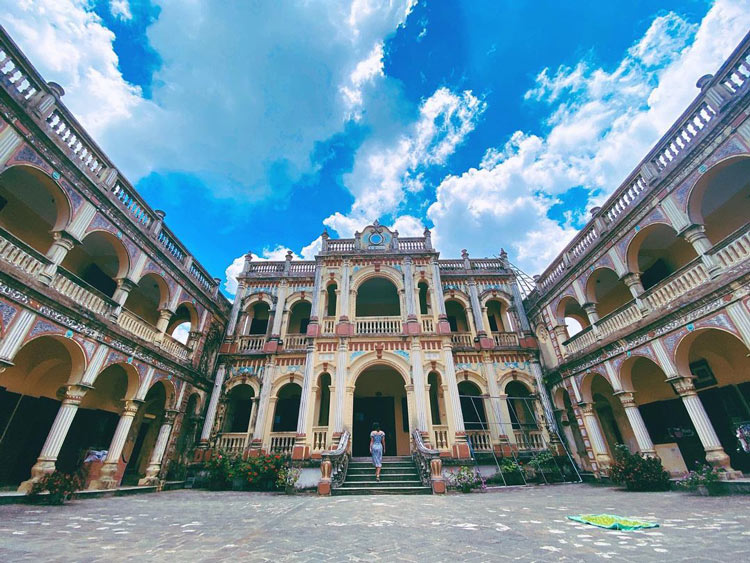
[418,282,429,315]
[317,373,331,426]
[247,302,270,335]
[355,277,400,316]
[486,299,510,332]
[557,296,589,338]
[445,300,469,332]
[458,380,487,430]
[326,283,337,317]
[428,372,443,425]
[287,301,311,334]
[167,303,197,344]
[505,381,538,430]
[586,268,631,318]
[627,224,697,290]
[224,385,254,433]
[124,273,168,326]
[60,231,129,298]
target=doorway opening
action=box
[352,365,408,457]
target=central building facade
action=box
[201,223,556,462]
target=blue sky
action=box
[5,1,750,296]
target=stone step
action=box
[348,462,414,469]
[347,466,417,473]
[339,480,423,488]
[332,486,431,496]
[345,473,420,482]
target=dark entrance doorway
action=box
[353,396,396,456]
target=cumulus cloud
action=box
[325,87,486,236]
[110,0,132,21]
[428,0,750,275]
[5,0,417,202]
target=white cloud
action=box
[5,0,417,203]
[3,0,143,137]
[110,0,132,21]
[428,0,750,275]
[325,87,486,236]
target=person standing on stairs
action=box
[369,422,386,482]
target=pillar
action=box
[250,362,274,449]
[622,273,648,313]
[199,364,226,445]
[336,259,352,335]
[480,356,504,446]
[614,391,655,456]
[306,260,323,336]
[530,359,557,433]
[265,281,288,351]
[139,409,178,486]
[225,281,247,338]
[442,342,470,458]
[431,258,451,334]
[91,399,142,489]
[403,257,420,334]
[582,302,602,339]
[245,397,260,446]
[579,402,611,469]
[0,309,36,371]
[154,308,173,344]
[410,340,429,432]
[668,375,739,475]
[110,278,137,319]
[18,384,90,492]
[293,341,315,459]
[680,224,720,275]
[39,231,78,285]
[333,341,347,433]
[468,279,492,348]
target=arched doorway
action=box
[224,384,255,433]
[0,335,85,487]
[352,365,408,456]
[584,374,636,455]
[272,383,301,432]
[675,328,750,472]
[506,380,538,432]
[287,300,311,334]
[458,380,489,451]
[122,381,168,485]
[554,388,588,469]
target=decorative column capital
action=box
[58,383,92,405]
[121,399,143,416]
[51,229,79,249]
[158,308,174,322]
[582,302,598,315]
[614,390,637,408]
[667,375,697,397]
[578,402,595,416]
[621,272,641,288]
[679,223,708,244]
[163,409,180,424]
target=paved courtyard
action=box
[1,484,749,561]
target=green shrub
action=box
[246,454,287,490]
[676,463,721,490]
[609,444,670,491]
[28,470,83,504]
[528,450,555,471]
[446,466,486,493]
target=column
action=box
[266,281,288,351]
[622,273,648,313]
[442,342,470,458]
[139,409,178,486]
[39,231,77,285]
[668,375,738,474]
[333,341,347,433]
[225,281,247,338]
[154,308,174,344]
[251,362,274,447]
[680,224,719,275]
[199,364,226,445]
[581,303,602,339]
[480,356,504,446]
[336,259,352,335]
[614,391,655,456]
[403,257,419,334]
[468,280,487,338]
[530,359,557,433]
[110,278,137,319]
[431,258,451,334]
[245,397,260,448]
[579,402,612,468]
[293,342,316,459]
[307,260,323,336]
[410,340,429,431]
[92,399,142,489]
[0,309,36,371]
[18,384,90,492]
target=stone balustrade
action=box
[466,429,492,452]
[642,259,709,310]
[118,309,158,343]
[492,332,519,347]
[161,333,191,361]
[269,432,296,454]
[709,226,750,268]
[51,268,116,318]
[450,332,474,348]
[218,432,247,455]
[514,429,545,451]
[433,425,449,450]
[321,317,335,335]
[421,316,434,333]
[312,427,327,451]
[238,335,265,352]
[283,334,307,350]
[0,228,49,277]
[355,316,402,335]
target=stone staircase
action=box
[334,456,432,495]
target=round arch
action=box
[354,276,401,317]
[584,267,631,318]
[61,230,131,298]
[579,371,612,404]
[351,266,405,293]
[0,164,72,254]
[147,377,177,410]
[555,295,589,338]
[350,355,411,388]
[455,370,487,394]
[625,223,697,290]
[686,155,750,244]
[225,375,260,397]
[125,273,171,326]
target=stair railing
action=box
[318,429,350,494]
[411,429,445,493]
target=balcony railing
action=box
[238,335,265,352]
[283,334,307,351]
[421,316,434,333]
[466,429,492,452]
[709,225,750,268]
[118,309,158,343]
[596,301,642,337]
[312,426,328,451]
[513,429,545,451]
[355,316,401,335]
[321,317,335,335]
[492,332,519,347]
[0,228,49,277]
[161,333,191,360]
[641,258,709,311]
[269,432,296,454]
[450,332,474,348]
[217,432,247,455]
[51,267,117,318]
[433,425,449,451]
[563,325,596,356]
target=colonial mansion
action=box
[0,24,749,494]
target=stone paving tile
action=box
[1,484,749,562]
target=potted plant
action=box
[28,470,83,505]
[446,466,486,493]
[528,450,556,482]
[676,463,722,496]
[276,464,302,494]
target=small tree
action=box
[609,444,670,491]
